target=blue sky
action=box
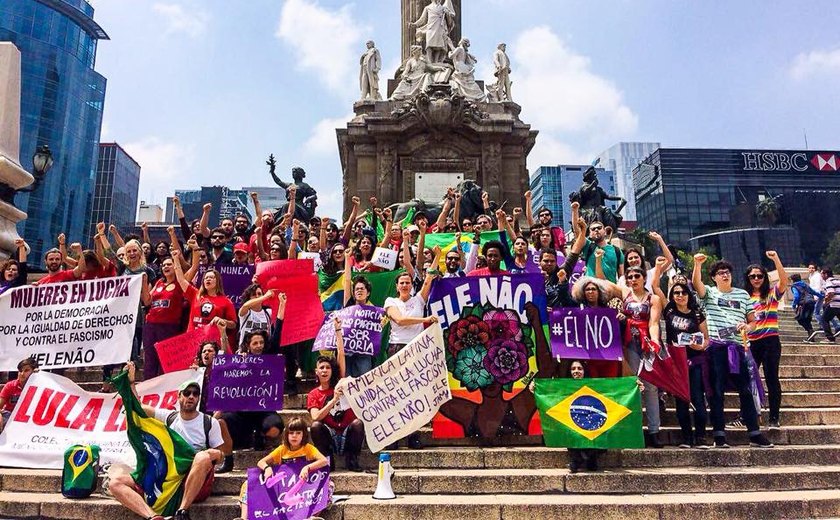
[90,0,840,219]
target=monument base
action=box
[0,157,32,260]
[338,84,537,214]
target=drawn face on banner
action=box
[200,302,214,317]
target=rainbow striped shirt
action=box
[748,284,783,341]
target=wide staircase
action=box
[3,309,840,519]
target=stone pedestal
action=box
[0,43,35,260]
[337,85,537,214]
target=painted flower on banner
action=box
[446,303,534,392]
[447,315,491,354]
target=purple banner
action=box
[527,250,585,283]
[312,305,385,356]
[206,354,285,411]
[196,263,255,309]
[549,307,623,361]
[247,457,331,520]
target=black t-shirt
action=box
[663,305,706,358]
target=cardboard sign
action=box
[370,247,398,270]
[156,324,221,373]
[257,260,325,345]
[0,276,143,370]
[342,324,451,452]
[0,369,203,468]
[205,354,285,411]
[196,264,255,309]
[246,457,331,520]
[549,307,623,361]
[312,305,385,355]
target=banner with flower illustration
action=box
[427,274,551,439]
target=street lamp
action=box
[32,145,54,181]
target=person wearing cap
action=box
[232,242,251,265]
[109,362,224,520]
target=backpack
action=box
[61,444,100,498]
[166,410,213,450]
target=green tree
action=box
[676,248,721,285]
[625,226,656,261]
[756,195,781,226]
[822,230,840,273]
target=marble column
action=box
[0,43,35,260]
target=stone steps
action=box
[4,464,840,496]
[3,488,840,519]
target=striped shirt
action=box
[700,285,754,340]
[826,277,840,309]
[748,285,783,341]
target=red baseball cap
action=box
[233,242,249,253]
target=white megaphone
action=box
[373,452,396,500]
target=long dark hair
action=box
[665,282,701,314]
[564,360,589,378]
[240,283,262,305]
[322,243,346,276]
[624,247,648,272]
[744,263,771,300]
[353,235,375,262]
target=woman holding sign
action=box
[175,261,238,351]
[342,254,376,377]
[663,281,710,448]
[308,316,365,472]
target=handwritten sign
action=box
[549,307,623,361]
[370,247,398,270]
[297,252,323,272]
[257,260,325,345]
[155,324,221,373]
[196,264,255,309]
[312,305,385,355]
[246,457,331,520]
[205,354,285,412]
[342,323,451,452]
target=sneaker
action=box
[749,434,774,448]
[834,329,840,339]
[678,441,691,449]
[805,331,819,343]
[408,434,423,450]
[713,436,730,448]
[768,420,781,431]
[694,437,711,449]
[173,509,191,520]
[726,418,746,430]
[215,454,234,474]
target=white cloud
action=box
[790,47,840,81]
[122,137,196,206]
[276,0,370,95]
[510,26,638,168]
[153,3,209,38]
[304,113,354,156]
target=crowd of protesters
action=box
[1,182,837,513]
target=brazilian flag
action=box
[113,372,197,516]
[422,229,514,269]
[534,376,645,449]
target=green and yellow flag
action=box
[422,230,514,270]
[113,371,196,516]
[534,376,644,449]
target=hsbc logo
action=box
[742,151,840,173]
[811,153,840,172]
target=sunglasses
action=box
[589,226,603,231]
[334,249,345,254]
[748,274,765,280]
[181,389,200,398]
[446,256,460,261]
[672,290,688,296]
[270,248,282,252]
[211,235,225,240]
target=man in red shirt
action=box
[36,246,82,284]
[0,357,38,432]
[468,240,510,277]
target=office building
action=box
[0,0,108,263]
[174,186,254,229]
[530,165,617,229]
[89,143,140,237]
[634,148,840,272]
[242,186,286,218]
[137,201,164,223]
[595,142,660,221]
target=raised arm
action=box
[453,192,462,231]
[341,196,360,244]
[420,252,440,302]
[379,208,393,248]
[434,188,453,231]
[343,249,353,306]
[140,272,152,306]
[71,243,85,278]
[650,256,669,303]
[334,315,346,378]
[319,217,330,252]
[649,231,673,271]
[182,238,202,282]
[524,190,534,228]
[286,185,297,220]
[593,248,606,280]
[109,223,126,249]
[401,229,416,279]
[570,214,587,254]
[199,203,212,239]
[251,192,262,224]
[140,222,150,248]
[57,233,77,268]
[766,250,788,293]
[692,253,707,299]
[171,249,191,292]
[648,294,662,343]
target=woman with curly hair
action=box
[570,276,624,379]
[0,238,27,295]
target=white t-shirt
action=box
[384,294,426,344]
[239,308,272,346]
[618,267,658,293]
[810,272,825,292]
[154,408,224,452]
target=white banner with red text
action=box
[0,369,203,469]
[0,276,143,371]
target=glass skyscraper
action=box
[595,142,660,221]
[0,0,108,265]
[90,143,140,238]
[530,165,617,230]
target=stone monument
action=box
[338,1,536,214]
[0,43,35,260]
[569,166,627,232]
